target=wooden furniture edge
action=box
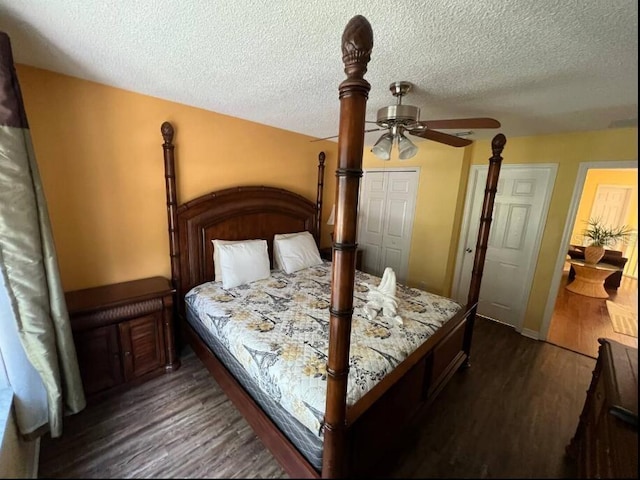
[566,338,638,477]
[347,307,472,423]
[65,276,175,316]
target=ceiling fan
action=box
[313,81,501,160]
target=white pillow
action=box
[275,232,323,274]
[212,239,263,282]
[216,240,270,289]
[273,232,307,270]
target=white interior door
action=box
[357,169,418,284]
[588,185,632,249]
[453,165,557,330]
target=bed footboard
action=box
[183,304,472,479]
[347,308,472,476]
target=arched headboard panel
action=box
[177,186,318,299]
[161,122,325,315]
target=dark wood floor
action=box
[39,318,595,479]
[547,270,638,358]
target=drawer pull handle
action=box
[124,351,131,356]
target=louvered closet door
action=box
[357,169,418,284]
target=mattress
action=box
[186,302,325,469]
[185,260,461,458]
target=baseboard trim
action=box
[476,315,539,340]
[521,328,540,340]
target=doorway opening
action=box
[543,164,638,358]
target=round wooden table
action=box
[565,260,621,299]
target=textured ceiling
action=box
[0,0,637,145]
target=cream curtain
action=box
[0,32,85,437]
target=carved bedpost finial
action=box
[161,121,174,146]
[491,133,506,157]
[318,151,326,165]
[341,15,373,79]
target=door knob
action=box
[465,248,472,253]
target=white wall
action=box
[0,272,48,435]
[0,389,39,478]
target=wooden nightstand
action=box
[320,247,363,270]
[65,276,180,400]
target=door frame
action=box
[539,160,638,341]
[357,167,420,282]
[452,163,557,333]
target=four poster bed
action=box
[160,15,506,479]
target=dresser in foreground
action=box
[566,338,638,478]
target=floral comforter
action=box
[185,261,461,438]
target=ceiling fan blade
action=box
[419,117,501,130]
[310,128,382,142]
[409,129,473,147]
[310,134,339,142]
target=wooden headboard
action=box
[160,122,327,310]
[177,186,318,295]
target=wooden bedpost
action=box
[161,121,182,316]
[316,151,326,245]
[323,15,373,478]
[463,133,506,365]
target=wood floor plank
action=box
[39,317,594,479]
[548,271,637,357]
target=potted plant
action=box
[582,218,632,264]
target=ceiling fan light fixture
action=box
[376,104,420,125]
[371,132,394,160]
[397,133,418,159]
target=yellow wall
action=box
[16,64,638,336]
[17,65,338,291]
[468,129,638,333]
[570,169,638,245]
